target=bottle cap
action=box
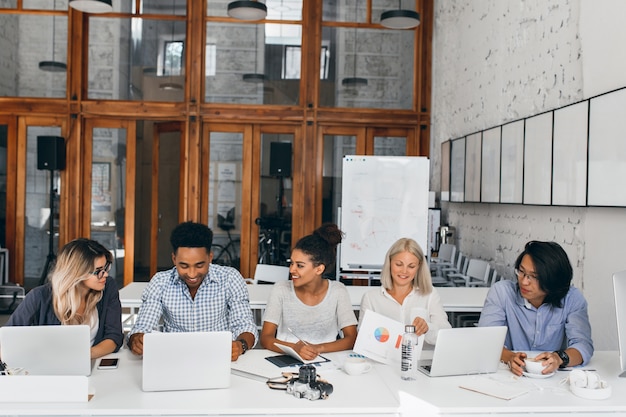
[405,325,416,333]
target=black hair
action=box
[293,223,344,272]
[170,221,213,254]
[514,240,572,308]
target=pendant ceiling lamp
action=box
[227,1,267,21]
[40,0,67,72]
[342,3,367,88]
[380,0,420,29]
[69,0,113,13]
[160,1,183,91]
[243,25,265,83]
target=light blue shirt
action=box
[128,264,258,345]
[478,279,593,365]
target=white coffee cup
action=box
[343,357,372,376]
[524,357,547,374]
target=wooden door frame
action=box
[82,118,136,286]
[150,121,185,277]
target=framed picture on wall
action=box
[500,120,524,204]
[450,137,466,202]
[92,162,112,212]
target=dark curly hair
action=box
[170,221,213,254]
[293,223,344,272]
[514,241,573,308]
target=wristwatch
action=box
[238,339,249,355]
[554,350,569,368]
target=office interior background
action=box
[1,0,625,353]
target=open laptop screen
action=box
[142,331,231,391]
[0,325,91,376]
[613,271,626,377]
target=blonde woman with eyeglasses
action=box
[6,238,123,359]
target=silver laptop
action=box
[613,271,626,377]
[142,331,231,391]
[0,325,91,376]
[418,326,507,377]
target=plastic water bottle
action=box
[401,324,418,380]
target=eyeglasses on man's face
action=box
[91,261,112,279]
[515,267,538,283]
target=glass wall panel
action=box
[321,134,355,225]
[258,134,292,265]
[323,0,418,25]
[320,27,414,110]
[0,1,17,8]
[91,128,126,288]
[208,0,302,20]
[23,0,65,10]
[205,23,300,105]
[0,14,67,98]
[0,125,6,248]
[141,0,186,15]
[208,131,243,269]
[24,126,62,287]
[88,17,185,101]
[373,136,406,155]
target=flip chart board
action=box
[340,156,430,271]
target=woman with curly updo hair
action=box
[260,223,358,361]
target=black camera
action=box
[286,365,334,400]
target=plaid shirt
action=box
[128,264,258,345]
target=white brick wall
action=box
[431,0,626,350]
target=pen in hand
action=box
[287,327,309,345]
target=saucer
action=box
[522,371,556,379]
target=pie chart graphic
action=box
[374,327,390,343]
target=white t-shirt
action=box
[359,286,451,345]
[263,280,358,344]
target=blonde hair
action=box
[379,238,432,295]
[49,238,111,325]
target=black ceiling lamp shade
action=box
[243,25,266,83]
[227,1,267,21]
[69,0,113,13]
[342,4,367,89]
[39,1,67,72]
[39,61,67,72]
[380,1,420,29]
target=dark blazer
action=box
[6,277,124,351]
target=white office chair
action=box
[246,264,290,285]
[431,252,465,287]
[430,244,457,279]
[448,258,490,287]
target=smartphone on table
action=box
[98,358,119,369]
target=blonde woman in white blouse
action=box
[360,238,451,345]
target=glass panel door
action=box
[24,125,63,288]
[90,126,128,289]
[258,132,293,266]
[152,122,182,274]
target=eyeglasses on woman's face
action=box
[91,261,112,279]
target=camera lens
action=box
[298,365,317,384]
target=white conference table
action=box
[118,281,489,330]
[1,349,625,416]
[118,281,489,314]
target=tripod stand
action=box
[38,169,57,286]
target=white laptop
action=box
[418,326,507,377]
[613,271,626,377]
[0,325,91,376]
[142,331,231,392]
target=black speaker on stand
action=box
[37,136,66,286]
[269,142,291,218]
